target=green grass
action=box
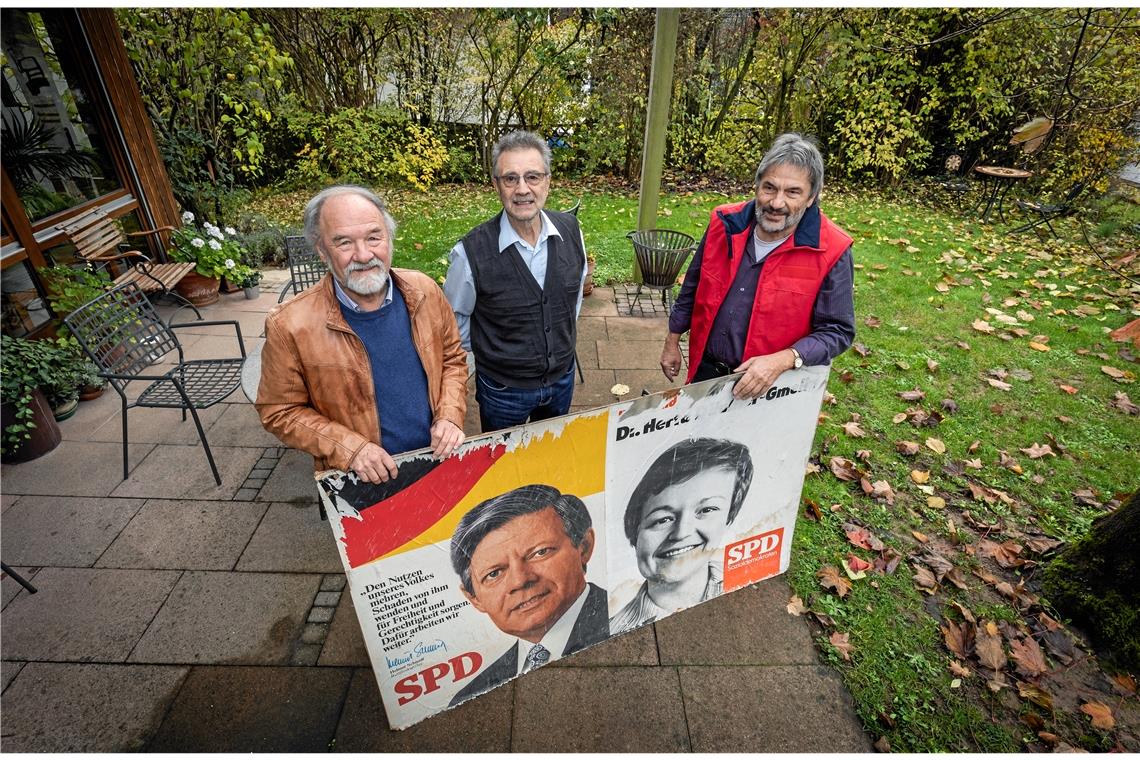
[794,188,1139,751]
[245,178,1139,751]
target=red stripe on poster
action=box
[342,444,506,567]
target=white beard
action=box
[344,263,389,296]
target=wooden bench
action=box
[60,210,194,297]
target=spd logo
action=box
[392,652,482,705]
[723,528,784,591]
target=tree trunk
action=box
[1042,488,1139,670]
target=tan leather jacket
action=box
[256,270,467,472]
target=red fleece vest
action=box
[686,200,852,382]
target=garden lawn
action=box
[246,181,1140,752]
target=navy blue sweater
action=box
[339,286,432,455]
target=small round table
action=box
[973,165,1033,224]
[240,341,263,403]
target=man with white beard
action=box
[659,133,855,399]
[258,185,467,483]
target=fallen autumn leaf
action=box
[1080,700,1115,730]
[817,565,852,598]
[786,595,807,616]
[830,631,855,661]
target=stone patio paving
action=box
[0,274,870,752]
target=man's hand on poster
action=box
[732,350,796,399]
[430,419,464,460]
[350,442,399,484]
[660,335,683,381]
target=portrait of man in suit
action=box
[449,484,608,706]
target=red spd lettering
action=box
[394,652,483,705]
[723,528,784,592]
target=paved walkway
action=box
[0,275,870,752]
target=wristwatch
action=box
[789,347,803,369]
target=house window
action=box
[0,259,52,337]
[1,8,124,223]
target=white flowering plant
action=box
[169,212,247,280]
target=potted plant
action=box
[1,334,85,461]
[42,264,112,330]
[237,266,262,299]
[45,337,85,420]
[78,358,107,401]
[168,212,246,306]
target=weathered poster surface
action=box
[317,367,828,729]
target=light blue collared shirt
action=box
[442,210,588,350]
[332,276,393,313]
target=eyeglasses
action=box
[495,171,549,189]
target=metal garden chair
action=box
[1012,179,1093,240]
[277,235,328,302]
[64,282,246,485]
[561,200,585,383]
[936,152,975,211]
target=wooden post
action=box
[634,8,680,282]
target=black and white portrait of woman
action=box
[609,437,753,634]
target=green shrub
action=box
[229,214,287,268]
[287,105,449,190]
[1,334,86,453]
[41,265,112,318]
[440,143,481,184]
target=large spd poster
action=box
[317,367,828,729]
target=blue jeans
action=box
[475,365,576,433]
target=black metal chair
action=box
[936,152,974,211]
[1012,180,1092,239]
[277,235,328,303]
[1,562,37,594]
[561,200,585,383]
[64,282,246,485]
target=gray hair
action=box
[491,130,552,177]
[302,185,397,249]
[451,484,591,595]
[754,133,825,200]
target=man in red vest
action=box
[660,133,855,398]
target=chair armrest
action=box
[84,249,151,265]
[100,370,171,383]
[126,226,177,240]
[168,319,247,357]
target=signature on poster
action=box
[385,639,450,674]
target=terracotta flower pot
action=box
[79,383,106,402]
[1,387,62,462]
[175,271,221,307]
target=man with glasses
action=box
[444,130,588,432]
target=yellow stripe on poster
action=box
[380,411,608,560]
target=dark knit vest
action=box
[462,210,584,388]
